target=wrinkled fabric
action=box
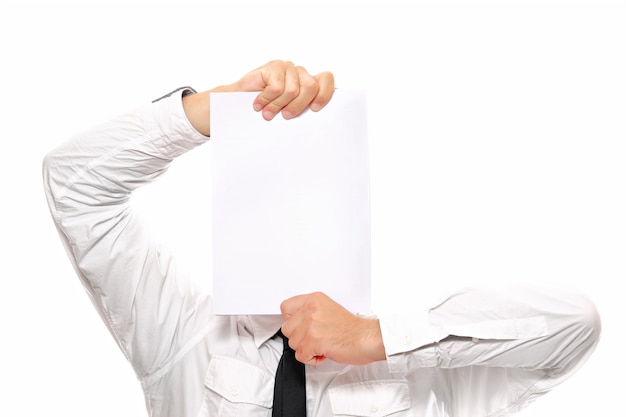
[42,88,601,417]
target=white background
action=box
[1,1,623,416]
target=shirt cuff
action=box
[145,87,209,159]
[378,311,449,374]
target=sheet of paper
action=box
[210,90,370,315]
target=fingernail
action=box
[263,110,274,120]
[282,110,293,119]
[310,103,321,111]
[253,103,262,111]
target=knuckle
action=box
[289,338,298,350]
[282,82,300,99]
[308,326,323,341]
[319,71,335,83]
[299,76,319,92]
[310,291,327,303]
[262,83,283,98]
[268,59,285,68]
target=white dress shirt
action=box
[42,88,601,417]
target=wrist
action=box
[359,318,387,363]
[182,91,211,136]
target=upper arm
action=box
[42,93,212,379]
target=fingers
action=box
[275,66,320,120]
[280,293,308,320]
[243,60,334,121]
[311,71,335,111]
[280,293,326,364]
[252,60,300,119]
[279,294,310,345]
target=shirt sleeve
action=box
[42,88,212,381]
[378,284,600,385]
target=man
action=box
[43,59,600,417]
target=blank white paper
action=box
[210,90,370,315]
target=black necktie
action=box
[272,330,306,417]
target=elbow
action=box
[550,290,602,376]
[572,293,602,357]
[42,144,76,215]
[42,148,62,210]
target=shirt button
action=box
[403,336,412,346]
[231,387,239,397]
[370,404,379,413]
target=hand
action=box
[235,59,335,121]
[182,60,335,136]
[280,292,386,366]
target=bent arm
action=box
[42,60,336,382]
[380,284,601,386]
[42,89,211,379]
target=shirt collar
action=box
[245,315,284,348]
